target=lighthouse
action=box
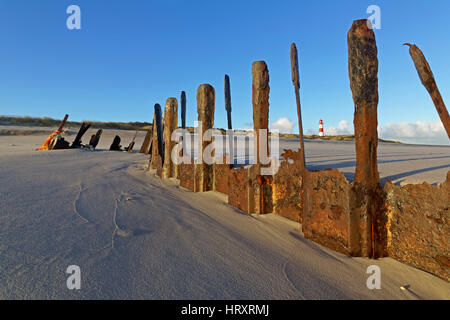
[319,119,324,137]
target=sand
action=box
[0,127,449,299]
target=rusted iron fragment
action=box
[347,19,383,258]
[252,61,270,165]
[273,150,304,223]
[384,171,450,281]
[228,167,250,213]
[302,169,352,256]
[227,165,272,214]
[162,98,178,179]
[404,43,450,139]
[214,155,231,195]
[179,161,195,192]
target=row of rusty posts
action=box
[145,18,449,259]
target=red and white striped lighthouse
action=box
[319,119,324,136]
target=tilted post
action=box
[224,74,234,168]
[348,19,383,258]
[162,98,178,179]
[37,114,69,151]
[404,43,450,140]
[139,129,153,154]
[195,84,215,192]
[290,43,306,171]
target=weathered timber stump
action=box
[162,98,178,179]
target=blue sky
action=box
[0,0,449,144]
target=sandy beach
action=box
[0,127,449,299]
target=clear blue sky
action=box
[1,0,449,143]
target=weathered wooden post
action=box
[89,129,103,150]
[290,43,306,170]
[71,122,91,148]
[225,74,234,168]
[162,98,178,179]
[195,84,215,192]
[150,104,164,170]
[140,129,153,154]
[404,43,450,139]
[348,19,383,258]
[252,61,270,166]
[251,61,272,214]
[125,130,138,152]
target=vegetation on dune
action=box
[1,116,400,143]
[0,116,152,131]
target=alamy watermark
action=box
[366,265,381,289]
[170,123,281,175]
[66,265,81,290]
[367,5,381,30]
[66,5,81,30]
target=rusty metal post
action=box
[224,74,234,168]
[404,43,450,140]
[290,43,306,171]
[181,91,186,130]
[252,61,270,166]
[180,91,187,156]
[195,84,215,192]
[348,19,383,258]
[162,98,178,179]
[150,104,164,170]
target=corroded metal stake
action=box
[290,43,306,171]
[224,74,234,168]
[180,91,187,157]
[348,19,383,258]
[404,43,450,140]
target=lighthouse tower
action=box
[319,119,324,137]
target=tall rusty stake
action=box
[225,75,232,130]
[150,103,164,169]
[181,91,186,129]
[224,74,234,168]
[196,84,215,192]
[180,91,187,156]
[348,19,383,258]
[290,43,306,171]
[404,43,450,139]
[252,61,270,166]
[162,98,178,179]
